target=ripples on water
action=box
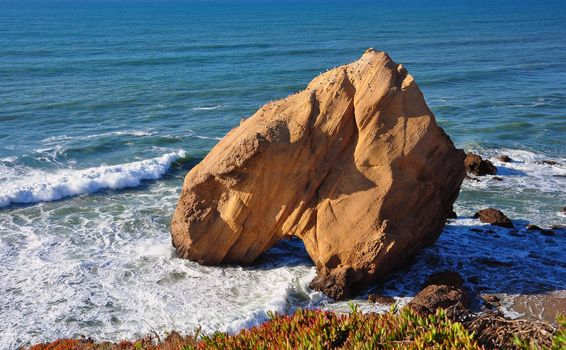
[0,0,565,348]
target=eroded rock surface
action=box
[171,49,466,299]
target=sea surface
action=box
[1,0,565,348]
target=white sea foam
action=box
[194,135,222,141]
[191,105,223,111]
[462,148,566,195]
[0,150,185,208]
[41,130,156,144]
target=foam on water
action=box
[0,150,185,208]
[0,146,564,349]
[0,188,318,348]
[191,105,223,111]
[41,130,156,145]
[462,148,566,195]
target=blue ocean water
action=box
[0,0,565,347]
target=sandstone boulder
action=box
[171,49,466,299]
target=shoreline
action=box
[27,304,563,350]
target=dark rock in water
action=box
[367,294,396,304]
[464,174,481,182]
[526,224,543,231]
[465,152,497,176]
[424,271,464,288]
[526,224,555,236]
[467,276,480,284]
[541,229,555,236]
[309,269,356,300]
[470,228,483,233]
[475,258,513,267]
[473,208,514,229]
[537,160,560,166]
[497,155,512,162]
[447,209,457,219]
[550,224,565,231]
[491,176,503,181]
[407,284,468,316]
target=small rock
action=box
[482,295,500,304]
[470,228,483,233]
[465,174,481,182]
[407,284,468,316]
[491,176,503,181]
[368,294,396,304]
[447,210,457,219]
[481,295,501,309]
[526,224,543,231]
[465,152,497,176]
[497,155,512,162]
[473,208,514,229]
[526,224,555,236]
[537,160,560,166]
[550,224,565,230]
[425,271,464,288]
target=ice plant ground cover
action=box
[28,305,566,349]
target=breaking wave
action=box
[0,150,186,208]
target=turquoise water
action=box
[0,1,565,347]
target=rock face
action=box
[171,49,466,299]
[465,152,497,176]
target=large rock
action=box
[171,49,466,299]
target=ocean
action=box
[0,0,565,348]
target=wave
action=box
[0,150,185,208]
[191,105,223,111]
[41,130,155,144]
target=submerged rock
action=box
[171,49,465,300]
[537,160,560,166]
[473,208,514,229]
[526,224,555,236]
[465,152,497,176]
[497,155,512,162]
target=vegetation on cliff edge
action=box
[28,305,564,350]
